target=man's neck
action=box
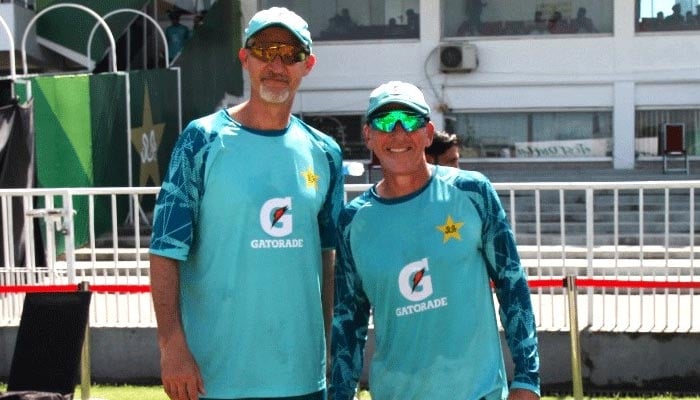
[376,165,432,199]
[229,100,293,130]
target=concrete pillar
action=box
[612,0,636,170]
[613,81,636,169]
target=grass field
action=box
[1,384,698,400]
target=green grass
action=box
[74,384,169,400]
[1,384,698,400]
[0,384,168,400]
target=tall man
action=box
[331,81,540,400]
[150,7,344,400]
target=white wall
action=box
[241,0,700,168]
[0,3,42,74]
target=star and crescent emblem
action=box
[301,167,319,189]
[436,215,464,243]
[130,86,165,187]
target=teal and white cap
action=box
[366,81,431,117]
[244,7,312,52]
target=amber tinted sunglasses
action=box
[246,43,309,65]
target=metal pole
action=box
[565,275,584,400]
[78,281,91,400]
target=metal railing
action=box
[1,181,698,332]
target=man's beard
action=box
[259,85,291,103]
[258,74,291,103]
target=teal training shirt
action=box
[331,166,539,400]
[150,109,344,398]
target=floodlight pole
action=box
[565,275,584,400]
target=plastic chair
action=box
[662,123,689,174]
[3,290,92,399]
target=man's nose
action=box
[392,123,411,134]
[269,54,287,69]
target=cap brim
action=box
[367,100,428,117]
[246,23,310,50]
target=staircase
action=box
[507,188,700,245]
[503,187,700,277]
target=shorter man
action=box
[331,81,540,400]
[425,130,461,168]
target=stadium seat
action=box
[1,290,92,400]
[662,123,690,174]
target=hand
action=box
[508,388,539,400]
[160,338,206,400]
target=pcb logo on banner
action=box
[131,85,165,187]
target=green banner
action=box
[128,69,181,190]
[28,70,180,254]
[32,73,128,252]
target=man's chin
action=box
[260,87,291,104]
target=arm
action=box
[150,254,205,400]
[149,120,208,400]
[316,134,344,378]
[322,249,336,373]
[330,213,371,400]
[508,388,541,400]
[480,181,541,397]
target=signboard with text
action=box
[515,138,611,158]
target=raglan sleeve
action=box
[318,138,345,250]
[149,122,207,261]
[479,179,541,396]
[330,207,371,400]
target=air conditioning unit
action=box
[439,42,478,73]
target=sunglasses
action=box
[246,43,309,65]
[369,110,429,133]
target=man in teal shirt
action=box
[150,8,344,400]
[331,81,540,400]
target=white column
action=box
[612,0,637,170]
[613,81,636,169]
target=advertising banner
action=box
[514,138,611,158]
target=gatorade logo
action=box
[260,197,292,237]
[395,258,448,317]
[398,258,433,302]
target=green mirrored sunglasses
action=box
[369,110,429,133]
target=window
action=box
[445,111,613,159]
[261,0,420,41]
[637,0,700,32]
[442,0,613,37]
[301,114,369,160]
[635,109,700,157]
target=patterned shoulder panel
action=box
[149,111,227,260]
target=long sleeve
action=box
[330,208,371,400]
[480,180,541,395]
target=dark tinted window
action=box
[261,1,420,41]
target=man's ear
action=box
[302,54,317,76]
[238,48,249,70]
[362,124,372,149]
[424,121,435,146]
